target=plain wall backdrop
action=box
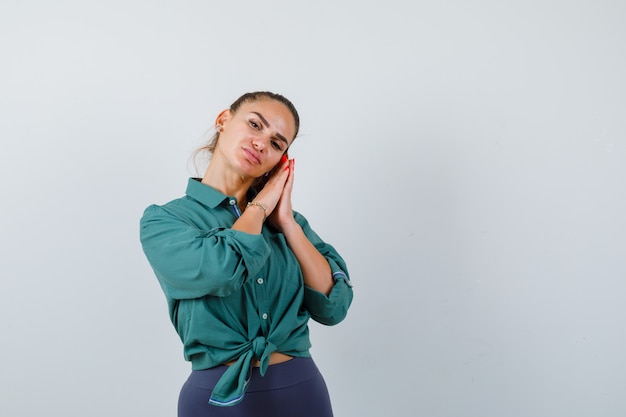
[1,1,625,416]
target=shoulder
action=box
[141,195,200,224]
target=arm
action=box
[139,203,271,299]
[265,160,353,324]
[295,212,354,325]
[281,221,333,295]
[262,159,333,295]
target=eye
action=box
[271,140,282,151]
[249,119,261,130]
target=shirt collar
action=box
[185,178,230,208]
[185,178,259,209]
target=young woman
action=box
[140,91,353,416]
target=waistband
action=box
[186,357,320,393]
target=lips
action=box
[243,147,261,165]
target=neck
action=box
[201,160,253,209]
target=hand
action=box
[250,157,291,216]
[267,159,296,232]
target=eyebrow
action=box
[251,111,289,145]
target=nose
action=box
[252,137,267,152]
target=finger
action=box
[266,161,290,188]
[282,159,295,196]
[283,158,294,182]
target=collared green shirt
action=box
[139,178,353,406]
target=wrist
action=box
[279,219,301,236]
[246,201,268,221]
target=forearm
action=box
[282,222,333,296]
[231,203,266,234]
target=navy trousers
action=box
[178,357,334,417]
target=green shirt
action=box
[139,178,353,406]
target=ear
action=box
[214,109,231,128]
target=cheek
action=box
[267,155,283,169]
[267,156,280,168]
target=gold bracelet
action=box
[246,201,268,221]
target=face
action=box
[215,99,296,179]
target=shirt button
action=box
[262,313,268,320]
[229,200,236,206]
[257,278,264,285]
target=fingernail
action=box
[281,155,288,163]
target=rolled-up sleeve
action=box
[140,204,271,299]
[304,267,353,325]
[296,213,354,325]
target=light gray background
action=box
[1,1,625,416]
